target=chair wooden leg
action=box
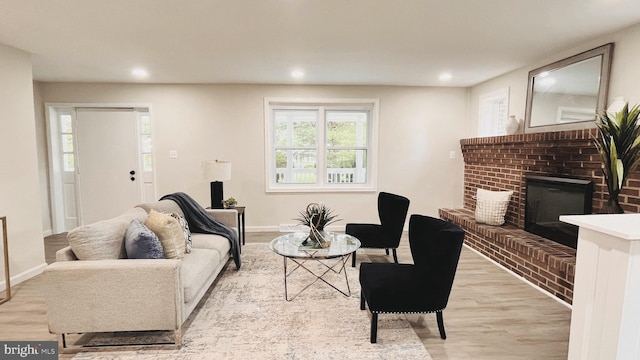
[371,313,378,343]
[351,251,357,267]
[360,290,365,310]
[392,248,398,264]
[436,311,447,339]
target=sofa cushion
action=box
[125,220,165,259]
[190,233,231,257]
[67,207,148,260]
[180,248,220,304]
[145,209,186,259]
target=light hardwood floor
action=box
[0,232,571,359]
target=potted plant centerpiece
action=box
[594,102,640,213]
[295,203,340,248]
[222,197,237,209]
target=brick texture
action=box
[440,208,576,304]
[441,129,640,305]
[461,129,640,226]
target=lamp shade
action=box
[202,160,231,181]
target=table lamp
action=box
[202,160,231,209]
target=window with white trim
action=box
[265,98,378,192]
[479,88,509,136]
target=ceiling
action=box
[1,0,640,87]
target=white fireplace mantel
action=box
[560,213,640,360]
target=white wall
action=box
[0,44,46,287]
[35,83,468,230]
[468,22,640,137]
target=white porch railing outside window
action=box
[275,168,366,184]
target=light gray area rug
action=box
[73,243,431,359]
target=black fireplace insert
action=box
[525,175,593,249]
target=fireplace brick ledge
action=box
[439,208,575,304]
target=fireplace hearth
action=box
[449,130,640,303]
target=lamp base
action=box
[210,181,224,209]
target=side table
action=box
[0,216,10,305]
[235,206,246,245]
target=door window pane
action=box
[143,154,153,172]
[140,115,151,134]
[63,154,75,172]
[62,134,74,152]
[60,113,75,171]
[142,135,152,153]
[61,115,73,133]
[139,113,153,172]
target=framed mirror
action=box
[524,43,613,133]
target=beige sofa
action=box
[43,200,237,353]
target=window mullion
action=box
[286,117,293,183]
[318,106,326,186]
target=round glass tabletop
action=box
[269,232,361,259]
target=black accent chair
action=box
[345,192,410,267]
[359,214,465,343]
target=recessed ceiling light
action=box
[132,68,149,78]
[291,70,305,79]
[439,73,452,82]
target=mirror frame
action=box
[524,43,614,133]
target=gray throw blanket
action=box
[161,192,241,269]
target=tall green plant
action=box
[594,103,640,213]
[295,203,340,230]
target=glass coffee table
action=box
[269,232,361,301]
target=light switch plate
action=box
[169,150,178,159]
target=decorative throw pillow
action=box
[145,209,186,259]
[124,219,165,259]
[67,207,148,260]
[170,212,192,253]
[475,188,513,226]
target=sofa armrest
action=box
[55,246,78,262]
[205,209,238,229]
[44,259,183,334]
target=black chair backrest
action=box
[378,192,410,241]
[408,214,465,302]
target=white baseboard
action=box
[464,244,572,310]
[250,224,350,233]
[247,226,279,232]
[0,262,47,291]
[278,224,308,232]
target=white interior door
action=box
[76,108,142,224]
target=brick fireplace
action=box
[440,128,640,304]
